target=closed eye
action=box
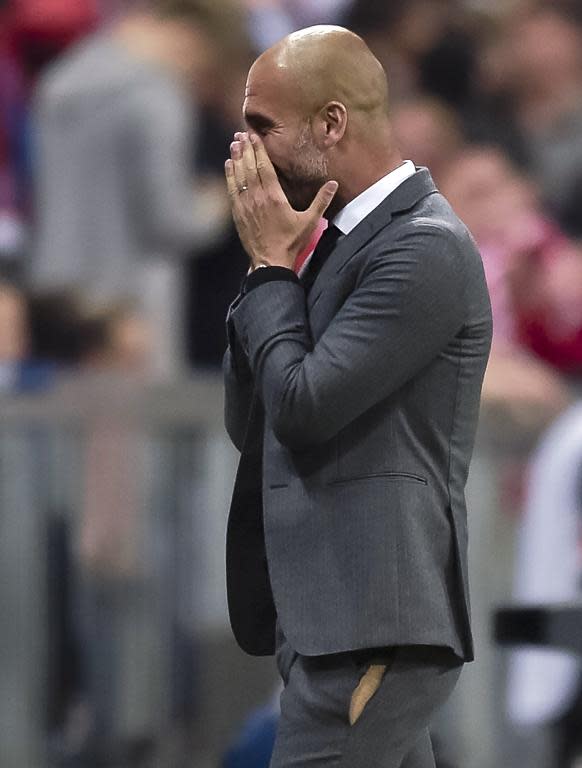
[244,111,276,136]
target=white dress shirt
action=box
[296,160,416,277]
[333,160,416,235]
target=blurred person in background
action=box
[78,299,152,373]
[0,2,33,271]
[484,3,582,237]
[0,0,101,272]
[391,94,575,425]
[26,285,153,377]
[507,401,582,768]
[0,282,164,767]
[391,97,464,185]
[30,0,250,378]
[73,302,154,768]
[342,0,465,104]
[0,35,25,270]
[9,0,98,77]
[240,0,353,51]
[439,146,578,426]
[28,289,163,767]
[343,0,532,162]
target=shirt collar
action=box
[332,160,416,235]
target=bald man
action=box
[223,26,492,768]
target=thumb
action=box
[307,180,339,222]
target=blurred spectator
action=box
[1,0,101,270]
[514,239,582,376]
[26,287,155,376]
[240,0,352,51]
[440,146,577,424]
[78,300,152,373]
[487,5,582,236]
[343,0,461,101]
[10,0,98,78]
[0,4,30,267]
[281,0,353,27]
[392,97,464,183]
[36,294,162,766]
[408,108,573,428]
[30,0,249,377]
[508,402,582,768]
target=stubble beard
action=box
[280,123,329,211]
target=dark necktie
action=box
[301,223,342,295]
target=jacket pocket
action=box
[328,471,427,486]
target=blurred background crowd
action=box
[1,0,582,767]
[0,0,581,392]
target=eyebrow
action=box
[244,111,276,131]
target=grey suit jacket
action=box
[223,168,492,662]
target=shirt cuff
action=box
[243,266,299,294]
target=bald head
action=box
[254,25,389,119]
[242,26,401,213]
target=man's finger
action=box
[307,180,339,223]
[240,133,259,187]
[250,133,280,190]
[230,141,248,193]
[225,159,239,201]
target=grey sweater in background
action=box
[31,34,221,372]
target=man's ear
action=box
[313,101,347,149]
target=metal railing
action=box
[0,372,566,768]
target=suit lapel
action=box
[307,168,438,311]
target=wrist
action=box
[243,265,299,295]
[250,251,293,271]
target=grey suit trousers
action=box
[271,626,462,768]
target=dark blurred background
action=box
[0,1,582,767]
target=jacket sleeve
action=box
[223,299,255,452]
[229,225,468,450]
